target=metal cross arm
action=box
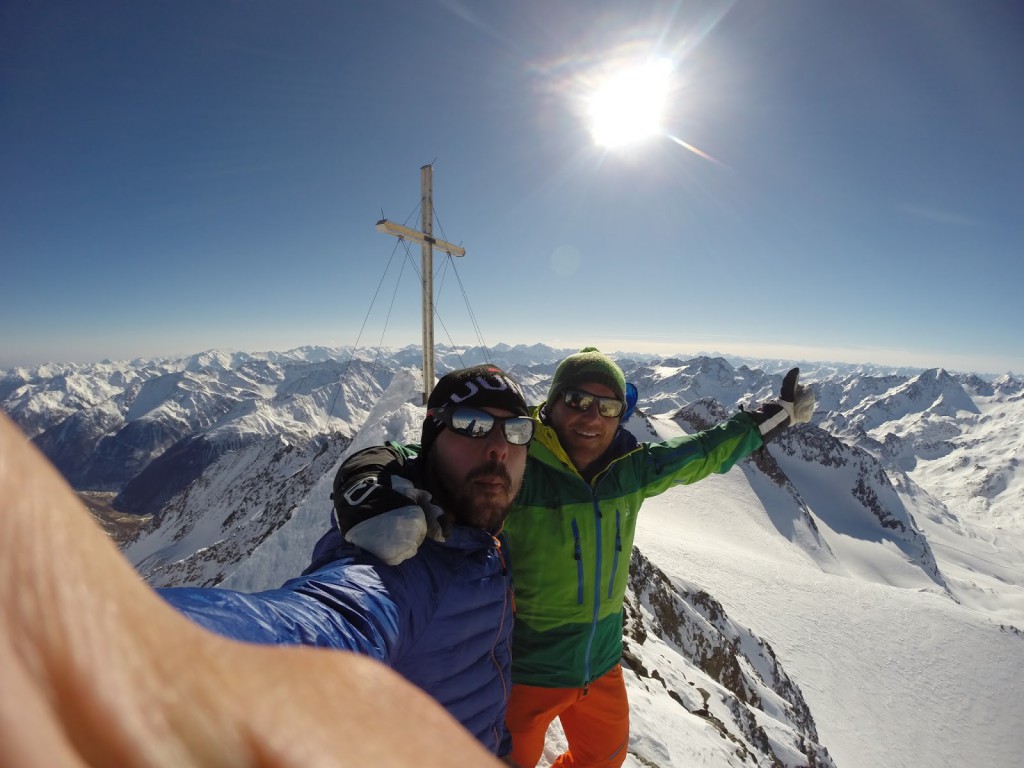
[375,220,465,257]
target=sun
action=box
[586,58,673,149]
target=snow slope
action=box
[634,473,1023,768]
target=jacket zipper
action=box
[571,519,583,604]
[581,494,603,689]
[608,508,622,599]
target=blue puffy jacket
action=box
[160,498,514,755]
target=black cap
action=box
[421,365,529,453]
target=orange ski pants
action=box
[505,664,629,768]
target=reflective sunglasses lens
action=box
[502,417,535,445]
[563,389,594,411]
[564,389,623,418]
[447,407,495,438]
[597,399,625,418]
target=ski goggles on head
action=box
[560,388,625,418]
[431,405,535,446]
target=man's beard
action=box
[449,460,518,531]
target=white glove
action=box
[343,477,446,566]
[388,477,447,542]
[756,367,816,440]
[345,507,429,566]
[777,367,815,424]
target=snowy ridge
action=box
[770,425,945,590]
[621,549,834,767]
[124,433,350,587]
[219,367,428,593]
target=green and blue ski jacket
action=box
[503,406,764,689]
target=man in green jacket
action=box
[338,348,815,767]
[500,349,811,767]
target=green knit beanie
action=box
[547,347,626,403]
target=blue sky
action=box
[2,0,1022,375]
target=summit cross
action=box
[376,164,465,404]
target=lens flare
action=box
[667,133,724,167]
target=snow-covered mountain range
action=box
[2,344,1022,767]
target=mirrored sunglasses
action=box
[432,406,535,445]
[561,388,625,418]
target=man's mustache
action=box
[466,461,512,490]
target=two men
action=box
[0,364,532,767]
[339,347,815,767]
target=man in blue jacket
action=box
[161,364,534,759]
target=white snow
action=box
[631,472,1024,768]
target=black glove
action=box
[747,367,815,443]
[342,476,445,565]
[332,446,448,566]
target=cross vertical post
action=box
[420,164,434,401]
[375,165,466,404]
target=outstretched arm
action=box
[0,413,498,768]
